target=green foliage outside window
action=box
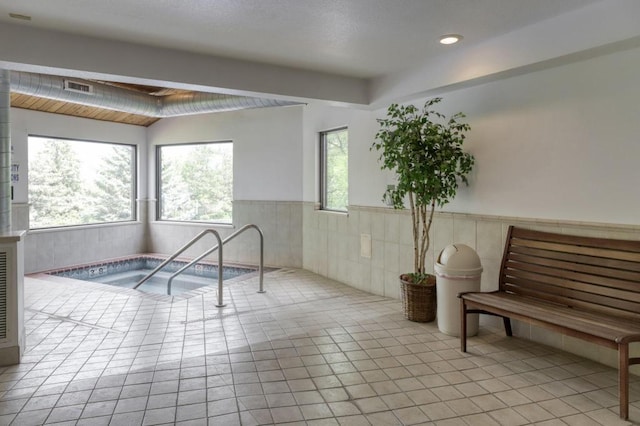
[158,142,233,223]
[322,129,348,212]
[28,137,135,229]
[87,146,135,221]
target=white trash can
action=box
[435,244,483,337]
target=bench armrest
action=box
[616,334,640,344]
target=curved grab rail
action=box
[133,229,227,307]
[167,224,265,296]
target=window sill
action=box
[29,220,141,234]
[315,208,349,216]
[150,220,235,229]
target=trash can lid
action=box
[436,244,482,271]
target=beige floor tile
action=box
[3,270,637,426]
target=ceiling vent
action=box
[63,79,94,95]
[12,72,301,118]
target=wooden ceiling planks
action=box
[10,92,160,127]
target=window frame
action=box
[27,134,137,230]
[319,127,349,213]
[156,140,234,224]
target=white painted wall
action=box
[429,45,640,225]
[146,106,305,268]
[10,108,148,204]
[301,46,640,368]
[302,103,381,206]
[13,42,640,273]
[147,105,304,203]
[9,109,148,272]
[305,46,640,226]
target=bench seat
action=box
[459,226,640,420]
[462,291,640,345]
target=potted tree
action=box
[372,97,474,322]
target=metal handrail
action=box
[133,228,227,307]
[166,224,265,297]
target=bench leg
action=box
[503,317,513,337]
[460,299,467,352]
[619,343,629,420]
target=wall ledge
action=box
[309,203,640,233]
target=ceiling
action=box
[0,0,600,79]
[0,0,615,125]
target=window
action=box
[157,142,233,223]
[320,128,348,212]
[28,136,136,229]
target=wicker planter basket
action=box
[400,274,436,322]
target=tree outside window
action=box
[158,142,233,223]
[320,128,348,212]
[28,136,135,229]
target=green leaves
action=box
[323,129,349,211]
[29,139,84,227]
[89,145,135,221]
[159,143,233,223]
[372,98,474,274]
[28,138,135,228]
[372,98,474,210]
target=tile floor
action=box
[1,268,639,425]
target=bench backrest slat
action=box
[505,259,640,295]
[503,277,640,319]
[512,239,640,263]
[499,226,640,320]
[503,265,640,303]
[509,246,640,275]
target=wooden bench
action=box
[459,225,640,419]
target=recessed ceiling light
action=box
[9,13,32,21]
[439,34,463,45]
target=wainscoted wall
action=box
[18,199,303,274]
[19,200,147,274]
[15,196,640,369]
[302,203,640,369]
[24,223,146,274]
[11,203,29,234]
[147,200,303,269]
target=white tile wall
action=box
[11,203,29,232]
[147,200,303,268]
[23,222,146,273]
[20,199,303,273]
[19,201,148,273]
